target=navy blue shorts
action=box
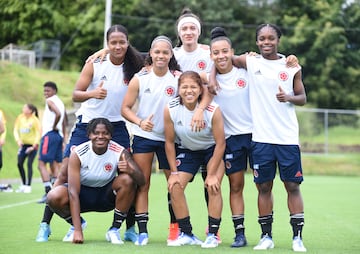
[131,135,169,170]
[38,130,63,163]
[176,146,215,175]
[251,142,304,184]
[224,134,252,175]
[64,116,130,157]
[77,181,115,212]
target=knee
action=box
[170,184,183,199]
[285,182,300,194]
[113,174,135,192]
[257,182,273,194]
[46,187,67,208]
[230,182,244,194]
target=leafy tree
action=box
[0,0,359,109]
[277,0,360,109]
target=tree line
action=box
[0,0,359,110]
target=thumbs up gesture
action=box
[92,81,107,99]
[276,85,288,102]
[139,114,154,132]
[118,151,129,173]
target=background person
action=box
[0,109,6,171]
[37,81,66,204]
[13,104,41,193]
[165,71,225,248]
[46,118,145,244]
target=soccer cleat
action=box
[62,220,87,242]
[201,233,218,248]
[292,236,307,252]
[231,233,247,248]
[167,222,180,243]
[35,222,51,242]
[124,225,138,243]
[253,235,274,250]
[16,185,25,193]
[205,226,222,243]
[23,185,32,193]
[106,228,124,244]
[135,232,148,246]
[0,184,13,192]
[37,194,47,204]
[167,232,203,246]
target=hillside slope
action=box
[0,61,79,178]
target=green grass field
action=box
[1,173,359,254]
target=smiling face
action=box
[150,40,173,70]
[89,123,112,154]
[210,39,234,74]
[107,31,129,64]
[256,26,280,59]
[178,71,203,110]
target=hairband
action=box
[151,35,173,49]
[177,17,201,35]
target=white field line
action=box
[0,199,38,210]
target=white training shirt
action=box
[173,44,213,73]
[212,66,252,137]
[246,54,301,145]
[76,54,128,123]
[42,94,65,137]
[75,140,124,187]
[131,69,179,141]
[168,97,218,151]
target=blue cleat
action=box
[36,222,51,242]
[124,226,138,243]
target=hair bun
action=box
[210,27,226,40]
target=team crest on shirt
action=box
[225,161,232,169]
[70,145,77,152]
[175,159,181,167]
[164,86,175,97]
[236,78,247,88]
[123,79,129,85]
[103,163,113,172]
[253,169,259,178]
[278,71,289,81]
[197,60,207,71]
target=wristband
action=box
[171,171,179,175]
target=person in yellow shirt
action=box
[13,104,41,193]
[0,109,6,171]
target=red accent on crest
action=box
[104,163,113,172]
[253,169,259,178]
[236,78,246,88]
[278,71,289,81]
[176,159,181,167]
[165,86,175,96]
[197,60,206,70]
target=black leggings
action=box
[17,145,37,185]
